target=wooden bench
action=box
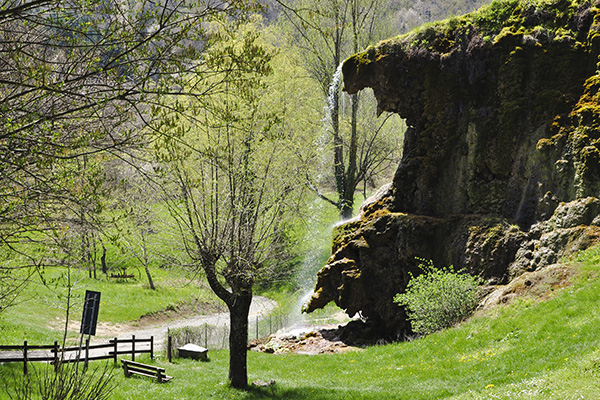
[109,273,135,279]
[121,359,173,383]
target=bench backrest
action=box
[122,359,165,373]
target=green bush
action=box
[394,259,482,335]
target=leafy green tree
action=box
[0,0,256,313]
[154,20,305,388]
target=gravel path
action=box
[116,295,277,348]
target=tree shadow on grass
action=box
[243,385,380,400]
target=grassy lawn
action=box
[0,265,220,345]
[3,246,600,399]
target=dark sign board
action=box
[80,290,101,336]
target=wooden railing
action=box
[0,335,154,374]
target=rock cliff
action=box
[305,0,600,338]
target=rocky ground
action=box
[248,323,362,355]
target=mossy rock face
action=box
[306,0,600,337]
[344,0,597,224]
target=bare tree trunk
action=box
[100,240,107,274]
[332,77,346,216]
[340,1,361,220]
[228,293,252,389]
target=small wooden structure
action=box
[121,359,173,383]
[178,343,208,361]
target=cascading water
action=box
[290,63,346,323]
[323,63,345,136]
[265,63,350,339]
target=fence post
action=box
[113,338,118,364]
[167,334,172,363]
[131,335,135,361]
[53,341,59,371]
[150,336,154,360]
[23,340,28,375]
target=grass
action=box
[0,265,220,345]
[3,246,600,399]
[0,189,344,347]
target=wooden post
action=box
[23,340,28,375]
[113,338,118,364]
[131,335,135,361]
[204,323,208,349]
[53,341,59,372]
[150,336,154,360]
[167,335,172,363]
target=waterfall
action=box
[270,63,347,336]
[328,63,344,115]
[323,63,344,132]
[292,62,346,321]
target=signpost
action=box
[81,290,101,336]
[78,290,101,370]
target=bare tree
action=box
[113,168,163,290]
[278,0,403,219]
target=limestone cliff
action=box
[305,0,600,338]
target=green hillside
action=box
[3,245,600,399]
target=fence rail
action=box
[0,335,153,374]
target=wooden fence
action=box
[0,335,154,374]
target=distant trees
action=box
[0,0,258,313]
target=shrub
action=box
[4,362,115,400]
[394,259,482,335]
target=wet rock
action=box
[249,324,362,355]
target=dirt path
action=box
[102,295,277,349]
[0,296,277,362]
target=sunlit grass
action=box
[0,265,219,345]
[3,205,600,398]
[112,246,600,398]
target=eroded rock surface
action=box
[306,0,600,338]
